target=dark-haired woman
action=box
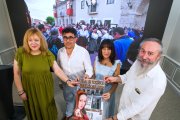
[94,39,121,119]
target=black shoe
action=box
[61,116,66,120]
[61,115,72,120]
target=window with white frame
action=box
[107,0,114,4]
[90,20,95,25]
[71,18,73,24]
[81,0,85,9]
[66,19,68,25]
[90,4,96,12]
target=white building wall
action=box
[120,0,149,28]
[55,0,149,28]
[161,0,180,93]
[162,0,180,55]
[56,1,77,26]
[75,0,121,25]
[75,0,88,23]
[56,3,66,26]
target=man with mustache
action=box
[105,38,167,120]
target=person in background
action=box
[101,29,113,42]
[88,28,98,53]
[37,24,49,40]
[113,27,133,75]
[58,25,64,43]
[120,29,142,75]
[58,24,64,35]
[72,90,89,120]
[105,38,167,120]
[121,37,142,75]
[47,28,64,58]
[57,27,93,120]
[96,28,103,49]
[94,39,120,119]
[77,25,89,49]
[13,28,78,120]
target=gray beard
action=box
[136,60,158,76]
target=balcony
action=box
[66,8,73,16]
[88,4,98,15]
[60,11,66,17]
[54,12,57,18]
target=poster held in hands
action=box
[75,79,105,120]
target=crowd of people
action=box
[36,22,143,54]
[13,22,167,120]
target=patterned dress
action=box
[15,47,57,120]
[95,56,120,119]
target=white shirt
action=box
[57,44,93,79]
[117,60,167,120]
[101,33,113,42]
[91,32,98,40]
[79,29,89,38]
[97,30,102,37]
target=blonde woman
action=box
[13,28,78,120]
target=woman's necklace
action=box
[102,59,110,66]
[104,62,107,66]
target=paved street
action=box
[12,53,180,120]
[13,78,180,120]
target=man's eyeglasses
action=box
[63,36,76,41]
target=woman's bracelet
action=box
[65,79,71,84]
[18,90,24,94]
[18,91,25,96]
[116,77,120,83]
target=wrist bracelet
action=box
[65,79,71,84]
[18,90,24,94]
[18,91,25,96]
[116,77,119,82]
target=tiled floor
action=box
[12,53,180,120]
[13,77,180,120]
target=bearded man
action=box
[105,38,167,120]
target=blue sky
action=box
[25,0,55,21]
